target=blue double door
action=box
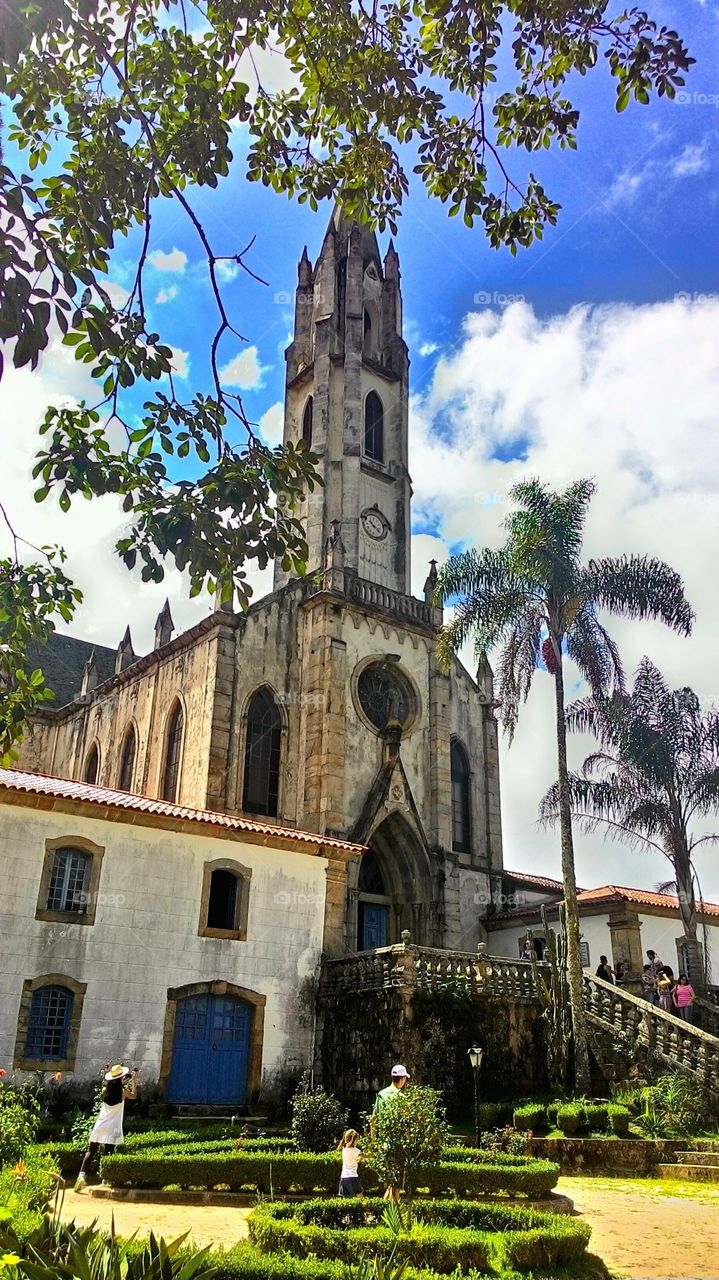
[359,902,389,950]
[167,994,251,1105]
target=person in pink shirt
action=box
[672,974,696,1024]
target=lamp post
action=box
[467,1045,484,1147]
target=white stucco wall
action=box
[0,801,329,1094]
[486,913,613,969]
[637,913,719,981]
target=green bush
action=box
[365,1085,449,1193]
[512,1104,546,1132]
[606,1104,631,1136]
[98,1147,559,1198]
[290,1076,347,1153]
[582,1103,609,1132]
[0,1083,40,1164]
[635,1073,706,1138]
[247,1198,590,1273]
[556,1103,585,1136]
[0,1150,59,1242]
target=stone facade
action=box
[18,208,505,956]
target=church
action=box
[19,206,505,953]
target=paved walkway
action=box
[557,1175,719,1279]
[61,1177,719,1276]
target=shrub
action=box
[98,1147,559,1198]
[513,1104,546,1132]
[556,1103,585,1136]
[247,1198,590,1273]
[639,1073,706,1138]
[0,1150,59,1241]
[582,1103,609,1132]
[290,1076,347,1153]
[606,1104,631,1136]
[478,1125,531,1156]
[364,1085,449,1193]
[0,1083,40,1164]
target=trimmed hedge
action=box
[513,1104,547,1132]
[555,1102,631,1137]
[556,1104,585,1136]
[248,1198,590,1273]
[30,1132,292,1178]
[99,1148,559,1198]
[607,1104,631,1135]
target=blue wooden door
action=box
[167,994,251,1104]
[362,903,389,950]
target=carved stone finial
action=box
[80,649,98,697]
[477,941,488,958]
[115,625,135,674]
[323,521,346,590]
[401,929,411,946]
[423,559,438,605]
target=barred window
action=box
[25,986,73,1060]
[46,847,90,914]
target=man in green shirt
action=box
[373,1064,410,1117]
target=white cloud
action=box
[605,165,650,207]
[419,341,439,358]
[103,280,130,308]
[408,295,719,897]
[170,347,190,379]
[220,346,267,389]
[672,142,709,178]
[216,259,240,283]
[155,285,178,305]
[149,247,188,273]
[259,401,284,447]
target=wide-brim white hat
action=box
[104,1064,130,1082]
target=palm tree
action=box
[435,478,693,1092]
[540,658,719,989]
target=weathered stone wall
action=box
[318,987,548,1121]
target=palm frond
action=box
[497,603,544,742]
[581,555,694,635]
[565,606,624,700]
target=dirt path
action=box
[558,1175,719,1279]
[61,1189,251,1248]
[61,1177,719,1276]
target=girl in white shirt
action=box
[338,1128,362,1197]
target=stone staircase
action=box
[655,1151,719,1182]
[582,972,719,1103]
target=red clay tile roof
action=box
[493,880,719,920]
[503,870,569,892]
[0,768,366,855]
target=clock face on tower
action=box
[361,506,389,541]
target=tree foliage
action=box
[540,657,719,976]
[434,477,693,1092]
[365,1084,449,1192]
[0,1,693,747]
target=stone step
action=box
[675,1151,719,1166]
[656,1163,719,1182]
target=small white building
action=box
[487,870,719,983]
[0,768,363,1105]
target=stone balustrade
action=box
[345,576,435,626]
[583,972,719,1097]
[320,936,543,1003]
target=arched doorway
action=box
[357,849,391,950]
[353,811,441,949]
[163,983,265,1105]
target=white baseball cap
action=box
[391,1064,410,1078]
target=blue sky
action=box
[3,0,719,907]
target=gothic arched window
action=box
[364,391,384,463]
[118,724,137,793]
[242,689,281,817]
[83,744,99,785]
[301,396,313,448]
[451,740,471,853]
[358,849,386,895]
[161,701,184,803]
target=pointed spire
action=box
[384,239,400,278]
[115,625,136,675]
[477,649,495,703]
[298,245,313,286]
[80,649,98,698]
[154,598,174,650]
[423,559,438,605]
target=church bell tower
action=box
[273,206,412,594]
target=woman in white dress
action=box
[74,1064,137,1191]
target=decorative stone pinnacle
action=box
[401,929,411,945]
